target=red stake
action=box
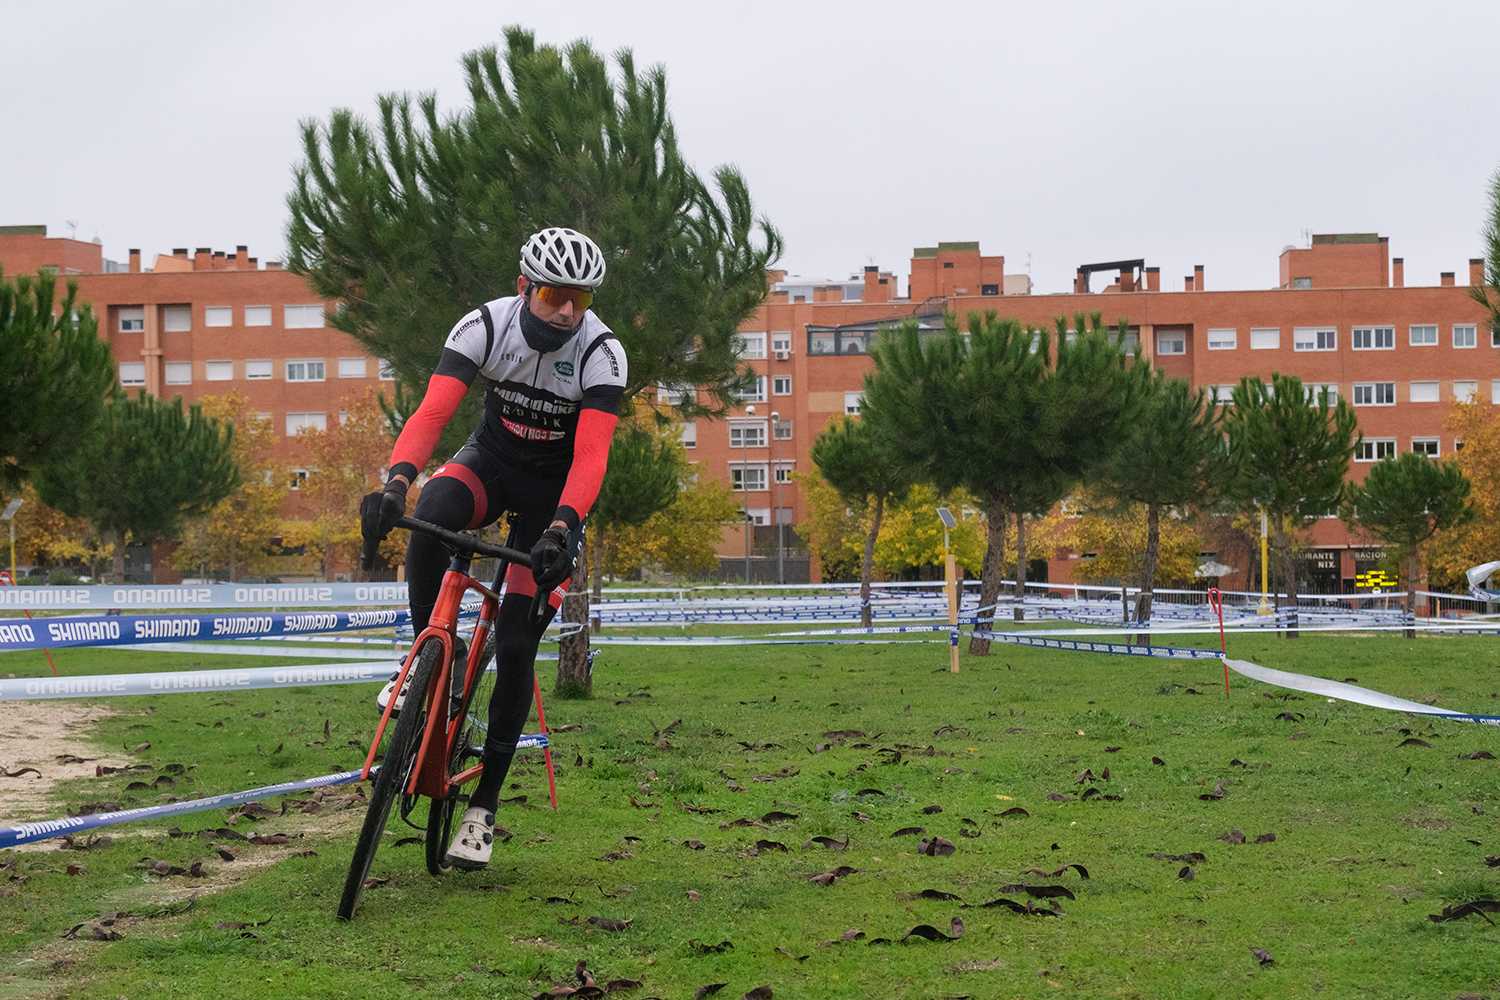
[1207,586,1229,696]
[0,571,58,676]
[531,673,559,810]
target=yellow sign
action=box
[1355,570,1397,590]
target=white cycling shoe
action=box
[444,806,496,870]
[375,663,410,714]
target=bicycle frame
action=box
[359,542,558,809]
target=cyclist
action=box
[360,227,626,870]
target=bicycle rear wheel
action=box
[425,634,496,875]
[337,639,439,920]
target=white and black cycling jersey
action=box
[434,295,628,471]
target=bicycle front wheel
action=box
[337,639,439,920]
[425,634,496,876]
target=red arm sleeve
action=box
[554,408,619,528]
[388,374,469,477]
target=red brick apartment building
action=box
[3,224,1493,589]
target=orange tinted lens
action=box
[535,284,593,310]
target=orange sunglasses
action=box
[531,283,594,312]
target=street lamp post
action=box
[1,498,22,583]
[936,506,959,674]
[770,409,784,584]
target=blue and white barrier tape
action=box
[0,734,552,849]
[0,609,408,652]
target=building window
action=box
[734,376,766,403]
[117,306,145,333]
[378,359,395,381]
[204,360,234,382]
[284,304,326,329]
[1291,277,1313,289]
[1454,380,1478,403]
[1493,379,1500,404]
[252,412,272,426]
[1206,328,1237,350]
[656,383,690,405]
[771,332,792,356]
[1455,324,1477,349]
[680,422,696,449]
[742,507,770,526]
[204,306,233,328]
[162,305,192,333]
[981,283,1000,296]
[285,412,327,436]
[844,391,863,415]
[1492,323,1500,348]
[1354,438,1397,462]
[1409,381,1439,403]
[118,362,146,387]
[1213,384,1236,404]
[245,305,272,327]
[1352,326,1395,350]
[1304,383,1338,405]
[1412,438,1440,457]
[163,362,192,385]
[773,461,795,484]
[288,469,309,491]
[729,463,768,491]
[808,330,837,355]
[1293,327,1336,352]
[245,359,273,380]
[772,375,792,396]
[1155,330,1186,355]
[734,332,767,359]
[337,357,367,379]
[1249,328,1280,350]
[1352,382,1395,406]
[774,418,793,440]
[1409,324,1438,347]
[728,420,768,448]
[286,359,326,382]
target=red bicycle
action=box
[338,515,558,920]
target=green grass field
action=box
[2,630,1499,999]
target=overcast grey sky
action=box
[5,0,1499,295]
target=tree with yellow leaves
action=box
[289,395,398,580]
[1063,495,1207,590]
[8,484,113,578]
[1427,401,1500,589]
[607,476,741,580]
[172,393,286,580]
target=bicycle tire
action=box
[337,639,439,920]
[425,634,496,876]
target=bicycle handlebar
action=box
[395,516,534,566]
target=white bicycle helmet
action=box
[518,227,607,289]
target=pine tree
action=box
[0,269,114,497]
[1221,373,1358,635]
[35,394,239,582]
[286,27,779,695]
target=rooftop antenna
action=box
[1300,228,1312,247]
[65,219,78,240]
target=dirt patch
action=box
[0,701,124,826]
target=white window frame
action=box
[1293,327,1337,352]
[1409,381,1439,403]
[204,360,234,382]
[728,419,768,448]
[378,359,396,381]
[729,463,768,492]
[284,412,327,437]
[285,359,326,383]
[288,468,309,491]
[734,375,766,403]
[773,418,793,440]
[844,391,863,415]
[1213,384,1236,404]
[284,304,326,329]
[657,383,689,405]
[204,306,233,328]
[1249,328,1280,350]
[1354,438,1397,462]
[118,306,144,333]
[1454,324,1477,349]
[1352,382,1395,407]
[1206,328,1237,351]
[163,361,193,385]
[118,362,146,386]
[773,460,796,484]
[337,357,367,379]
[771,332,792,355]
[1408,324,1438,347]
[742,507,771,526]
[772,374,792,396]
[161,305,192,333]
[1304,383,1339,405]
[1454,380,1478,403]
[245,305,272,327]
[1493,379,1500,404]
[1411,438,1440,457]
[734,332,767,360]
[1155,330,1186,355]
[245,359,273,380]
[1352,326,1395,351]
[680,422,697,449]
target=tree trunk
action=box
[555,528,592,698]
[968,495,1009,656]
[860,494,885,630]
[1405,549,1418,639]
[1011,512,1029,623]
[1134,502,1161,646]
[1272,522,1299,639]
[590,523,605,634]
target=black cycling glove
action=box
[360,478,408,544]
[529,525,574,591]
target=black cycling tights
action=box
[469,592,555,814]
